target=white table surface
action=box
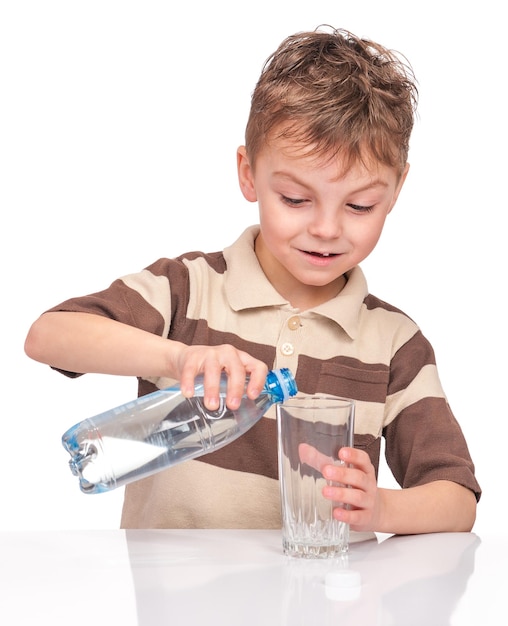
[0,528,504,625]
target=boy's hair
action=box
[245,26,418,174]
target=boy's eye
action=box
[347,203,374,213]
[282,195,306,206]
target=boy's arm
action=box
[373,481,477,534]
[24,311,268,409]
[25,312,179,378]
[322,447,477,534]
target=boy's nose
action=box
[308,209,343,239]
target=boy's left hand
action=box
[320,447,381,532]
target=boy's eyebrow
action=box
[271,169,390,191]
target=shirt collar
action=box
[223,225,368,339]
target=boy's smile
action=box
[238,139,408,310]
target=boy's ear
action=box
[237,146,257,202]
[388,163,410,214]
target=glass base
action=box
[282,538,349,559]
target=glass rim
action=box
[278,395,355,408]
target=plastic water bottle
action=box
[62,368,297,494]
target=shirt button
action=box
[287,316,301,331]
[280,342,294,356]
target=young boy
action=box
[25,26,481,534]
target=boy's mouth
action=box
[306,251,337,258]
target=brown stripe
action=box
[388,330,437,396]
[170,318,277,366]
[354,433,381,479]
[147,250,226,278]
[144,258,191,335]
[177,249,227,274]
[296,353,389,403]
[364,293,414,319]
[199,416,278,479]
[199,418,383,480]
[47,280,166,335]
[383,396,481,500]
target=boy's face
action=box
[237,138,408,309]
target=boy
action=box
[25,26,481,533]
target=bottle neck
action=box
[263,368,298,403]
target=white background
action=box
[0,1,504,533]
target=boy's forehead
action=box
[258,134,389,181]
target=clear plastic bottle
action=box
[62,368,297,494]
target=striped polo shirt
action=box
[49,225,481,528]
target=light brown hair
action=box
[245,26,418,175]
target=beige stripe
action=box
[120,269,172,337]
[385,363,446,426]
[121,460,281,529]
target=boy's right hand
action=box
[171,343,269,412]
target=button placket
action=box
[278,315,302,358]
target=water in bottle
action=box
[62,368,297,494]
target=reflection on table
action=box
[0,528,503,625]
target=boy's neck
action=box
[285,274,347,311]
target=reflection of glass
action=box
[124,530,480,626]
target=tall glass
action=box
[277,396,355,558]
